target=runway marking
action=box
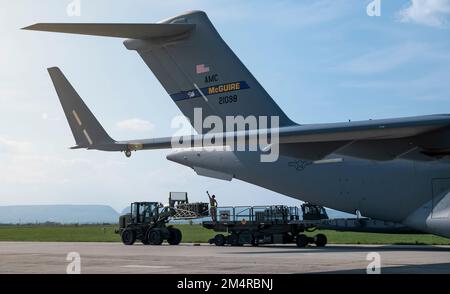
[122,265,172,269]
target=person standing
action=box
[207,191,218,222]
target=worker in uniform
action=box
[207,191,218,222]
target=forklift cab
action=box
[130,202,160,224]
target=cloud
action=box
[208,0,355,28]
[398,0,450,28]
[41,113,60,121]
[333,42,430,74]
[116,118,155,132]
[339,66,450,103]
[0,137,32,154]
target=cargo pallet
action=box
[203,205,327,247]
[203,205,417,247]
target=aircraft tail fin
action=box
[47,67,115,148]
[27,11,297,134]
[125,11,297,133]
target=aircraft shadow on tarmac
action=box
[313,262,450,274]
[221,244,450,255]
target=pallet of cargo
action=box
[202,203,418,247]
[202,204,328,247]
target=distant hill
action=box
[121,206,130,215]
[0,205,119,224]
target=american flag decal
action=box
[196,64,210,74]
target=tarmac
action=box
[0,242,450,274]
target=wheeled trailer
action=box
[203,205,328,248]
[203,204,418,247]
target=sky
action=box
[1,0,450,212]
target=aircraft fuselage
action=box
[167,150,450,238]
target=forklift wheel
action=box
[121,229,136,245]
[296,234,309,248]
[314,234,327,247]
[214,234,226,246]
[147,229,163,245]
[168,228,182,245]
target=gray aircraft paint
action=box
[25,11,450,238]
[123,11,295,133]
[167,150,450,238]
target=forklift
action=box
[117,202,182,246]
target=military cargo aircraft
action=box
[24,11,450,238]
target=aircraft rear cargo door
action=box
[431,178,450,219]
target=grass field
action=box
[1,224,450,245]
[0,224,216,243]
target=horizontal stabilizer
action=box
[48,67,114,148]
[22,23,195,39]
